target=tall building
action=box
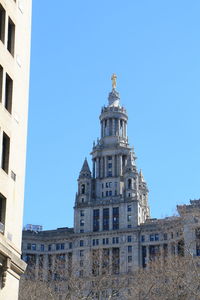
[22,76,200,299]
[0,0,32,299]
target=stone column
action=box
[101,121,103,138]
[96,158,99,178]
[35,254,39,279]
[43,254,48,280]
[112,118,115,136]
[146,246,149,268]
[92,159,95,178]
[119,155,122,176]
[109,207,113,231]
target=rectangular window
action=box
[127,215,132,222]
[141,235,145,242]
[32,244,36,251]
[80,219,84,226]
[80,210,84,217]
[80,240,84,247]
[109,190,112,196]
[103,238,109,245]
[127,205,132,212]
[93,209,99,232]
[127,236,132,243]
[0,65,3,103]
[7,17,15,56]
[150,234,154,242]
[103,208,109,231]
[128,256,132,262]
[61,243,65,250]
[41,244,44,251]
[113,207,119,230]
[163,233,168,240]
[56,243,60,251]
[69,242,72,249]
[27,243,31,250]
[48,244,52,251]
[0,194,6,234]
[128,246,132,253]
[0,5,5,43]
[155,234,159,241]
[80,250,84,257]
[5,74,13,114]
[108,163,112,169]
[1,132,10,174]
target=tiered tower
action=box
[74,75,150,234]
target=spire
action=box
[79,158,91,178]
[108,73,120,107]
[124,151,136,173]
[139,169,145,182]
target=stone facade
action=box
[0,0,32,299]
[22,83,200,298]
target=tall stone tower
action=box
[74,75,150,234]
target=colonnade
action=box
[101,118,127,138]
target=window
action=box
[108,163,112,169]
[81,198,84,203]
[48,244,52,251]
[80,260,84,267]
[113,237,119,244]
[0,194,6,233]
[106,191,108,196]
[80,229,84,233]
[128,256,132,262]
[93,209,99,232]
[80,219,84,226]
[128,178,132,189]
[103,208,109,231]
[61,243,65,250]
[107,171,112,177]
[80,210,84,217]
[103,238,109,245]
[0,65,3,102]
[113,207,119,230]
[127,224,132,228]
[93,239,99,246]
[128,246,132,253]
[150,234,154,241]
[141,235,145,242]
[155,234,159,241]
[102,183,104,188]
[127,236,132,243]
[109,190,112,196]
[1,132,10,174]
[80,240,84,247]
[0,5,5,43]
[81,184,85,194]
[127,215,132,222]
[163,233,168,240]
[5,73,13,114]
[80,250,84,257]
[7,17,15,56]
[27,243,31,250]
[56,243,60,251]
[41,244,44,251]
[32,244,36,251]
[108,156,112,160]
[69,242,72,249]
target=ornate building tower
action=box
[74,75,150,234]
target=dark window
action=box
[107,171,112,177]
[128,178,132,189]
[163,233,168,240]
[127,236,132,242]
[80,250,84,257]
[155,234,159,241]
[80,210,84,217]
[80,240,84,247]
[7,17,15,56]
[108,163,112,169]
[1,132,10,174]
[48,244,52,251]
[103,208,109,231]
[56,243,60,250]
[128,256,132,262]
[0,5,5,43]
[128,246,132,253]
[150,234,154,241]
[69,242,72,249]
[93,209,99,232]
[80,219,84,226]
[41,244,44,251]
[141,235,145,242]
[32,244,36,251]
[108,156,112,160]
[127,205,132,212]
[113,207,119,230]
[0,65,3,103]
[0,194,6,233]
[5,73,13,114]
[103,238,109,245]
[81,184,85,194]
[109,190,112,196]
[61,243,65,250]
[27,243,31,250]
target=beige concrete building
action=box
[0,0,32,299]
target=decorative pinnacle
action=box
[111,73,117,90]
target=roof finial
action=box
[111,73,117,90]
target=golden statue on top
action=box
[111,73,117,89]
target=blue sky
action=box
[24,0,200,230]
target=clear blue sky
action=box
[24,0,200,230]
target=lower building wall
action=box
[0,272,19,300]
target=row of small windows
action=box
[141,232,181,242]
[26,242,72,251]
[0,4,15,56]
[80,236,133,247]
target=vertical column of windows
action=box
[93,209,100,232]
[0,193,6,234]
[113,207,119,230]
[103,208,109,231]
[5,73,13,114]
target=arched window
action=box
[81,184,85,195]
[128,178,132,189]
